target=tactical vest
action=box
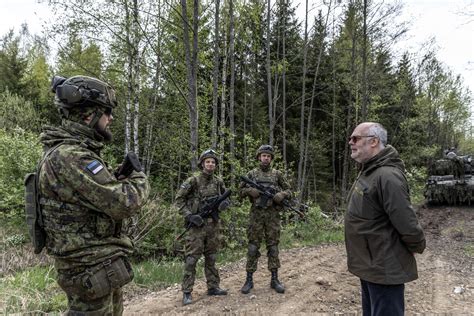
[249,168,281,208]
[249,168,281,191]
[190,174,223,213]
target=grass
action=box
[464,244,474,257]
[133,258,190,289]
[0,265,66,314]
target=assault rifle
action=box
[176,189,232,240]
[115,152,143,178]
[240,176,305,218]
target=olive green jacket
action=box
[345,145,426,284]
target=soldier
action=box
[175,149,229,305]
[37,75,150,315]
[447,151,465,180]
[240,145,292,294]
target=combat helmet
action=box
[199,149,219,168]
[51,75,117,126]
[256,144,274,159]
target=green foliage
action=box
[0,265,66,314]
[0,30,27,95]
[405,166,428,205]
[464,244,474,258]
[132,196,183,258]
[0,128,42,216]
[57,34,104,78]
[0,90,43,132]
[280,204,344,249]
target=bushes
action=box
[0,128,41,219]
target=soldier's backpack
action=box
[24,144,61,254]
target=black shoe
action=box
[271,269,285,294]
[241,272,254,294]
[182,292,192,305]
[207,287,228,296]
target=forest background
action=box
[0,0,473,312]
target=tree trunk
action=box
[143,0,162,175]
[229,0,236,181]
[219,28,227,175]
[181,0,199,170]
[132,0,140,155]
[361,0,368,121]
[211,0,220,149]
[265,0,274,145]
[301,1,332,201]
[341,17,358,200]
[124,1,132,154]
[297,0,309,198]
[281,0,287,170]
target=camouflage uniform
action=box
[175,171,226,293]
[38,76,150,315]
[240,166,291,273]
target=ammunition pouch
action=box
[58,256,134,300]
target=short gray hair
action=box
[368,123,387,146]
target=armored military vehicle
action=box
[424,152,474,205]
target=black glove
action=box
[218,199,230,212]
[186,214,204,227]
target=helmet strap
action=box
[88,109,104,128]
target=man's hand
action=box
[186,214,204,227]
[243,187,260,198]
[273,192,287,204]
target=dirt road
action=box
[124,206,474,315]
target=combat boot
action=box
[270,269,285,293]
[207,287,228,295]
[240,272,254,294]
[182,292,192,305]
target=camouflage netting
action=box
[424,154,474,205]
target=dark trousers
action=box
[361,279,405,316]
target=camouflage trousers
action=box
[57,269,124,316]
[182,219,221,293]
[245,207,281,273]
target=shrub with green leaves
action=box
[0,128,42,218]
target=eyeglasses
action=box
[104,108,113,116]
[348,135,376,143]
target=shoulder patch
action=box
[86,160,104,175]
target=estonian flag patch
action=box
[86,160,104,175]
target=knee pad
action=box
[206,253,217,264]
[268,245,279,257]
[185,255,198,267]
[248,243,259,257]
